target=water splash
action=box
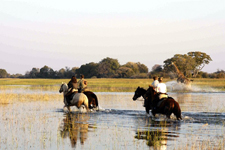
[166,80,221,93]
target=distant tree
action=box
[187,51,212,77]
[163,51,212,78]
[123,62,139,74]
[116,67,135,78]
[57,68,66,78]
[39,65,55,78]
[0,69,8,78]
[10,74,23,78]
[137,62,148,73]
[152,64,162,72]
[98,57,120,78]
[29,68,40,78]
[76,62,99,78]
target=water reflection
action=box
[135,118,180,150]
[59,113,92,148]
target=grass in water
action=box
[0,78,225,92]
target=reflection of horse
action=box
[133,86,182,120]
[134,116,180,149]
[59,113,90,147]
[59,83,89,112]
[135,129,168,149]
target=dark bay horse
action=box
[83,91,99,110]
[133,86,182,120]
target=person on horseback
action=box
[78,74,88,92]
[156,77,168,100]
[151,76,159,90]
[65,76,79,103]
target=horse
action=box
[59,83,89,112]
[83,91,99,110]
[133,86,182,120]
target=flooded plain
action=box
[0,85,225,150]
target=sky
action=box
[0,0,225,74]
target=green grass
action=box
[0,78,225,92]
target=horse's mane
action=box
[137,87,147,92]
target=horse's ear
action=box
[138,86,140,88]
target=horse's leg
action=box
[67,106,71,112]
[145,106,150,114]
[173,102,182,120]
[151,109,156,117]
[164,106,172,119]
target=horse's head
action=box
[133,86,146,101]
[59,82,68,93]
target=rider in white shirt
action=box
[156,77,168,99]
[151,76,159,89]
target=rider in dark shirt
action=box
[66,76,78,101]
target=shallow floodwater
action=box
[0,88,225,150]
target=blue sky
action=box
[0,0,224,74]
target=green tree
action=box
[57,68,66,78]
[123,62,139,74]
[29,68,40,78]
[187,51,212,77]
[76,62,99,78]
[98,57,120,78]
[0,69,8,78]
[116,66,135,78]
[137,62,148,73]
[39,65,55,78]
[163,51,211,78]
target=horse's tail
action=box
[173,101,182,120]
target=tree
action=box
[76,62,99,78]
[39,65,55,78]
[0,69,8,78]
[29,68,40,78]
[116,67,135,78]
[98,57,120,78]
[163,51,211,78]
[57,68,66,78]
[187,51,212,77]
[123,62,140,74]
[152,64,162,72]
[137,62,148,73]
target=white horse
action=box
[59,83,89,112]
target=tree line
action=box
[1,51,225,79]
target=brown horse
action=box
[133,86,182,120]
[83,91,99,110]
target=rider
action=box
[156,77,168,100]
[78,74,88,92]
[65,76,79,102]
[151,76,159,90]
